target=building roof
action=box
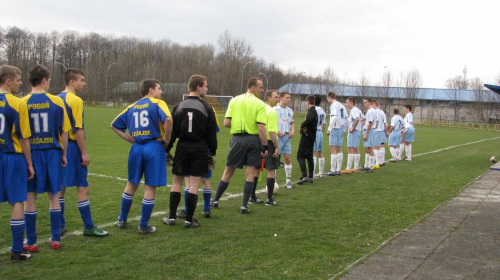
[276,83,499,103]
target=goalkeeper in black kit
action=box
[163,75,217,228]
[297,95,318,185]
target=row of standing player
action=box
[0,64,108,262]
[314,93,415,177]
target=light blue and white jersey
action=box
[390,115,404,132]
[363,108,375,130]
[404,112,414,129]
[328,101,346,130]
[274,105,294,133]
[315,106,326,130]
[348,106,362,131]
[374,109,386,132]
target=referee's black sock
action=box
[169,192,181,219]
[242,181,253,208]
[267,178,275,200]
[185,193,198,223]
[214,180,229,201]
[252,176,258,200]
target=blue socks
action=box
[119,192,134,222]
[49,208,62,242]
[202,189,212,212]
[59,197,65,228]
[183,188,189,212]
[24,211,37,245]
[77,200,94,230]
[11,219,25,253]
[140,198,155,229]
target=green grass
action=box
[1,106,499,279]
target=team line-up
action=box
[0,64,415,262]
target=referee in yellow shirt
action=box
[211,77,268,214]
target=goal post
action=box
[182,94,233,112]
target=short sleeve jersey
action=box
[58,91,85,141]
[329,101,346,129]
[348,106,362,131]
[22,92,71,150]
[265,104,278,140]
[0,93,31,153]
[274,104,294,133]
[111,97,172,144]
[169,96,217,155]
[364,108,375,130]
[391,115,404,132]
[374,109,387,132]
[404,112,414,129]
[315,106,326,130]
[225,93,266,135]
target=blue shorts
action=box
[63,141,88,187]
[28,149,62,194]
[375,131,386,146]
[128,141,166,186]
[363,130,376,148]
[404,127,415,142]
[329,128,344,147]
[278,134,292,154]
[0,153,28,204]
[186,170,212,179]
[313,130,323,152]
[388,130,402,146]
[347,130,361,148]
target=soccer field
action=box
[1,106,499,279]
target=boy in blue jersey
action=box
[58,69,108,237]
[22,65,71,251]
[0,65,35,261]
[112,78,172,234]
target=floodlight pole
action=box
[240,61,252,93]
[54,62,67,71]
[106,62,117,101]
[259,72,274,92]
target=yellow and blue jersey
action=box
[111,97,172,144]
[22,92,71,150]
[0,93,32,153]
[58,91,84,141]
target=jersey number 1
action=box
[0,113,5,134]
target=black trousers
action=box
[297,136,315,178]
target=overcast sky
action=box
[3,0,499,88]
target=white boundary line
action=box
[2,136,499,254]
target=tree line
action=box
[0,25,498,121]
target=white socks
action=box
[354,154,360,170]
[330,154,337,172]
[364,154,370,168]
[285,164,292,182]
[319,157,325,175]
[399,144,404,159]
[406,144,412,159]
[374,149,380,166]
[336,152,343,172]
[369,155,376,168]
[346,154,354,170]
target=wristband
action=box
[262,145,269,152]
